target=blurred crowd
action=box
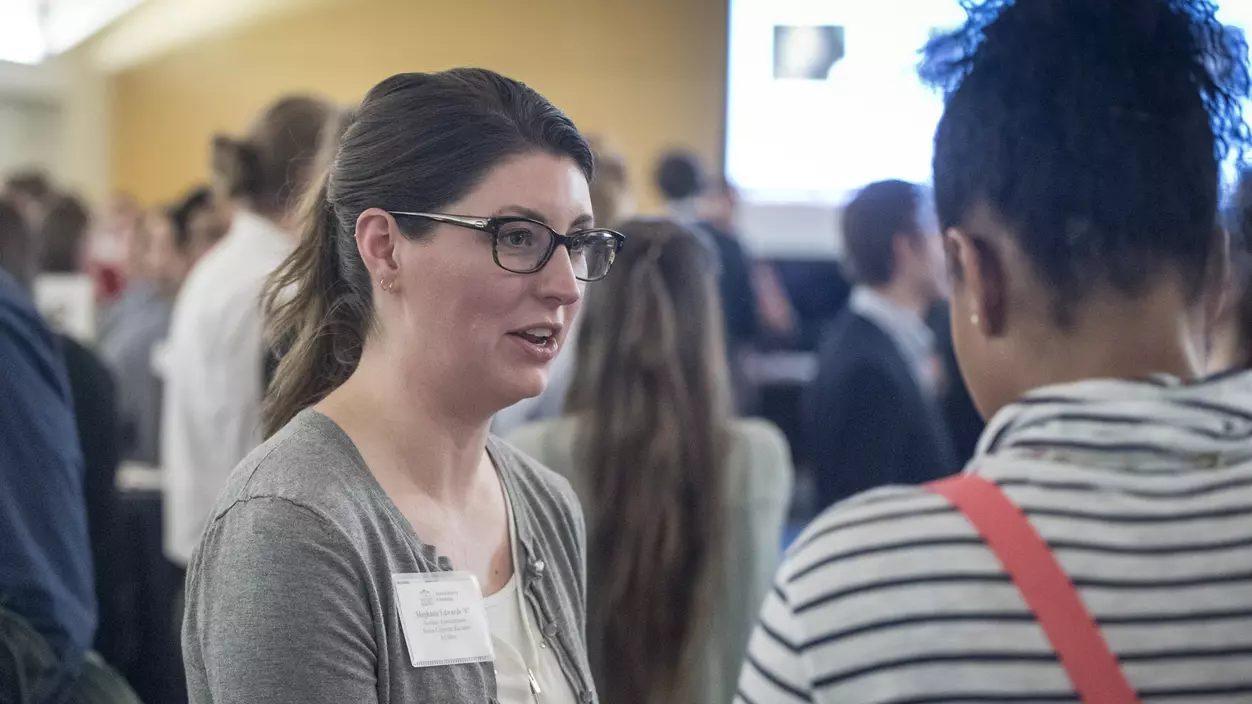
[0,93,980,703]
[3,1,1252,703]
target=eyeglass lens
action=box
[495,221,618,280]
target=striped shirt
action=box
[737,372,1252,703]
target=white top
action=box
[161,210,294,565]
[485,486,577,704]
[738,373,1252,703]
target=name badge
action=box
[393,572,495,668]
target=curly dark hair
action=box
[921,0,1251,322]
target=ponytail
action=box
[211,135,262,202]
[262,171,372,436]
[212,95,338,218]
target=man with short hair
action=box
[805,179,955,511]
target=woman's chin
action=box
[498,373,549,408]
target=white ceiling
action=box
[0,0,145,64]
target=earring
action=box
[970,312,980,326]
[380,278,393,293]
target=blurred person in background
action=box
[106,194,144,277]
[701,177,796,341]
[40,196,92,273]
[739,0,1252,701]
[100,188,222,467]
[655,150,767,412]
[165,187,227,276]
[95,192,185,340]
[183,69,616,703]
[805,179,955,512]
[0,199,139,703]
[161,95,338,574]
[586,135,634,228]
[87,194,144,304]
[655,149,711,231]
[4,169,56,230]
[492,134,635,435]
[34,195,127,669]
[508,218,793,704]
[95,203,150,344]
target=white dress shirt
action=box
[161,210,293,565]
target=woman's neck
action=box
[317,346,491,503]
[1013,289,1207,393]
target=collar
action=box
[974,371,1252,471]
[666,199,701,227]
[850,287,935,387]
[221,209,291,251]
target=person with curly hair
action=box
[737,0,1252,701]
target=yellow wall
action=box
[110,0,728,212]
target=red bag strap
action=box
[928,474,1141,704]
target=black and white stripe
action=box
[737,373,1252,704]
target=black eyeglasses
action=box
[388,211,625,282]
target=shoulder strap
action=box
[927,474,1141,704]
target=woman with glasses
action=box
[508,218,793,704]
[181,69,621,704]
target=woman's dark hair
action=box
[842,179,922,286]
[921,0,1251,323]
[0,198,34,289]
[212,95,338,218]
[565,218,731,704]
[263,69,593,435]
[39,195,90,274]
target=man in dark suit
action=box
[806,180,957,511]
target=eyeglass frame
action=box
[386,211,626,282]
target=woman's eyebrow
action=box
[493,204,548,222]
[494,205,595,231]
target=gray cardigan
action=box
[182,409,596,704]
[506,417,794,704]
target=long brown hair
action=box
[211,95,337,219]
[566,218,732,704]
[263,69,593,436]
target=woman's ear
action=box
[356,208,401,289]
[947,226,1008,337]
